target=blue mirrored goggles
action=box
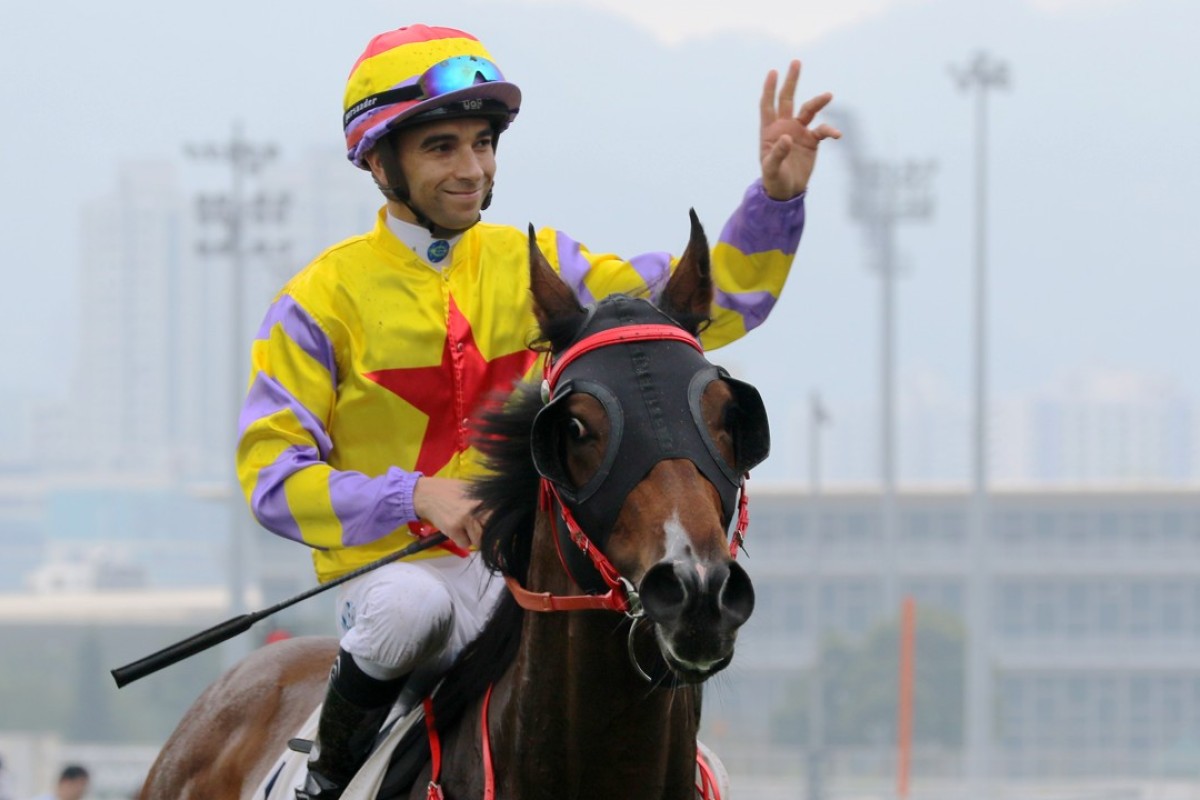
[344,55,507,128]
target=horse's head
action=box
[523,212,769,683]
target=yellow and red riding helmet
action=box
[343,25,522,169]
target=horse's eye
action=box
[567,417,588,441]
[722,403,741,433]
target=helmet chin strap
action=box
[372,138,493,239]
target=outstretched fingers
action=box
[812,122,842,141]
[760,69,779,129]
[796,92,834,126]
[777,59,801,119]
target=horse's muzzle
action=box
[638,556,755,681]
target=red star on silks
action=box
[364,296,539,478]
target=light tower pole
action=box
[831,110,937,613]
[187,121,291,664]
[950,50,1009,791]
[807,392,830,800]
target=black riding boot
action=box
[296,649,405,800]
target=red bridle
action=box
[504,323,751,617]
[427,324,742,800]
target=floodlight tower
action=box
[187,121,291,664]
[827,109,937,612]
[950,50,1009,793]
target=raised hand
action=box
[760,60,841,200]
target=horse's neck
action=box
[493,528,700,800]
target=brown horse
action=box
[138,213,768,800]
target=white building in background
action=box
[780,372,975,487]
[783,370,1197,487]
[38,149,376,482]
[994,370,1196,485]
[15,150,379,595]
[54,161,194,475]
[708,484,1200,781]
[897,370,969,483]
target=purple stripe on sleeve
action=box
[239,372,334,459]
[256,295,338,382]
[628,252,671,296]
[718,180,807,257]
[329,467,422,547]
[251,444,319,544]
[554,231,597,305]
[714,287,778,333]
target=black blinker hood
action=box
[531,295,769,593]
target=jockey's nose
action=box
[453,145,487,183]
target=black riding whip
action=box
[110,532,449,688]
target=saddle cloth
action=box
[251,700,732,800]
[252,698,425,800]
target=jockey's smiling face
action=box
[369,117,497,234]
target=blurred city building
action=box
[703,484,1200,782]
[3,484,1198,789]
[3,152,374,597]
[784,371,1198,487]
[994,371,1196,485]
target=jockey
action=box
[235,23,838,800]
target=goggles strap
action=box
[372,135,480,239]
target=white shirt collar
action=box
[385,212,462,269]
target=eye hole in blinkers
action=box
[689,367,771,482]
[530,379,624,503]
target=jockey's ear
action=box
[658,209,713,336]
[528,224,586,348]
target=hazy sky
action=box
[2,0,1195,477]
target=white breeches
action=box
[334,553,503,700]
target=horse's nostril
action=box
[719,561,755,626]
[640,562,688,624]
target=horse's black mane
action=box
[378,381,545,796]
[473,381,547,583]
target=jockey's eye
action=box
[567,417,588,441]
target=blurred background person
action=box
[0,754,14,800]
[26,765,88,800]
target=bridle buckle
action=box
[618,576,644,620]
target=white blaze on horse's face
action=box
[649,511,733,676]
[624,457,754,682]
[663,509,710,583]
[663,510,689,558]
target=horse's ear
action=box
[528,224,586,346]
[658,209,713,336]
